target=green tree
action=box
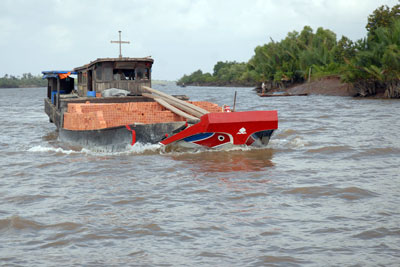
[332,36,356,64]
[0,73,48,88]
[344,18,400,97]
[177,1,400,98]
[366,4,400,33]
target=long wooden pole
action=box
[154,98,200,123]
[143,92,204,118]
[142,93,200,122]
[142,86,209,115]
[56,77,60,109]
[160,97,204,118]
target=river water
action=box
[0,85,399,266]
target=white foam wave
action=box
[289,137,308,148]
[28,143,163,156]
[160,143,258,157]
[27,145,79,155]
[81,143,163,156]
[126,142,162,153]
[269,136,309,149]
[28,141,267,157]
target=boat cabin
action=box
[42,57,154,129]
[42,71,76,108]
[74,57,153,97]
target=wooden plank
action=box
[143,86,209,115]
[154,98,200,124]
[142,93,204,118]
[56,77,60,109]
[142,93,200,122]
[162,97,205,118]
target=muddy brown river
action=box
[0,85,399,266]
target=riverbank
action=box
[0,85,46,89]
[276,76,357,97]
[176,80,254,87]
[0,73,47,88]
[180,76,358,96]
[256,76,399,98]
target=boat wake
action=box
[28,141,270,157]
[28,145,80,155]
[27,142,163,156]
[269,136,309,150]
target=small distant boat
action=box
[258,92,308,97]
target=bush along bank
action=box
[0,73,47,88]
[177,3,400,98]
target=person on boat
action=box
[261,82,266,94]
[114,70,126,80]
[127,70,135,80]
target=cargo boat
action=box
[43,57,278,151]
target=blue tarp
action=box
[42,70,77,79]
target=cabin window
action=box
[136,68,149,80]
[137,68,144,80]
[113,69,135,80]
[125,69,135,80]
[78,73,82,83]
[96,66,102,81]
[104,66,113,81]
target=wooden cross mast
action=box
[110,30,130,58]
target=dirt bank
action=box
[275,76,357,96]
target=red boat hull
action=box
[160,110,278,148]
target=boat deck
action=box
[45,94,221,131]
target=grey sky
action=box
[0,0,398,80]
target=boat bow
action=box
[160,110,278,147]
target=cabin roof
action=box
[42,70,77,79]
[74,57,154,72]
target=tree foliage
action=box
[248,26,345,85]
[343,17,400,97]
[0,73,47,88]
[178,2,400,98]
[177,61,252,86]
[366,4,400,34]
[178,26,353,87]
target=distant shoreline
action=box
[185,77,390,99]
[269,76,356,97]
[0,73,47,88]
[0,85,46,89]
[177,81,254,88]
[0,78,390,99]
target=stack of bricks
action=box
[63,101,222,131]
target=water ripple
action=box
[306,145,353,154]
[0,215,83,232]
[353,227,400,239]
[283,186,377,200]
[254,255,309,266]
[1,87,400,266]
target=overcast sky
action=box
[0,0,398,80]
